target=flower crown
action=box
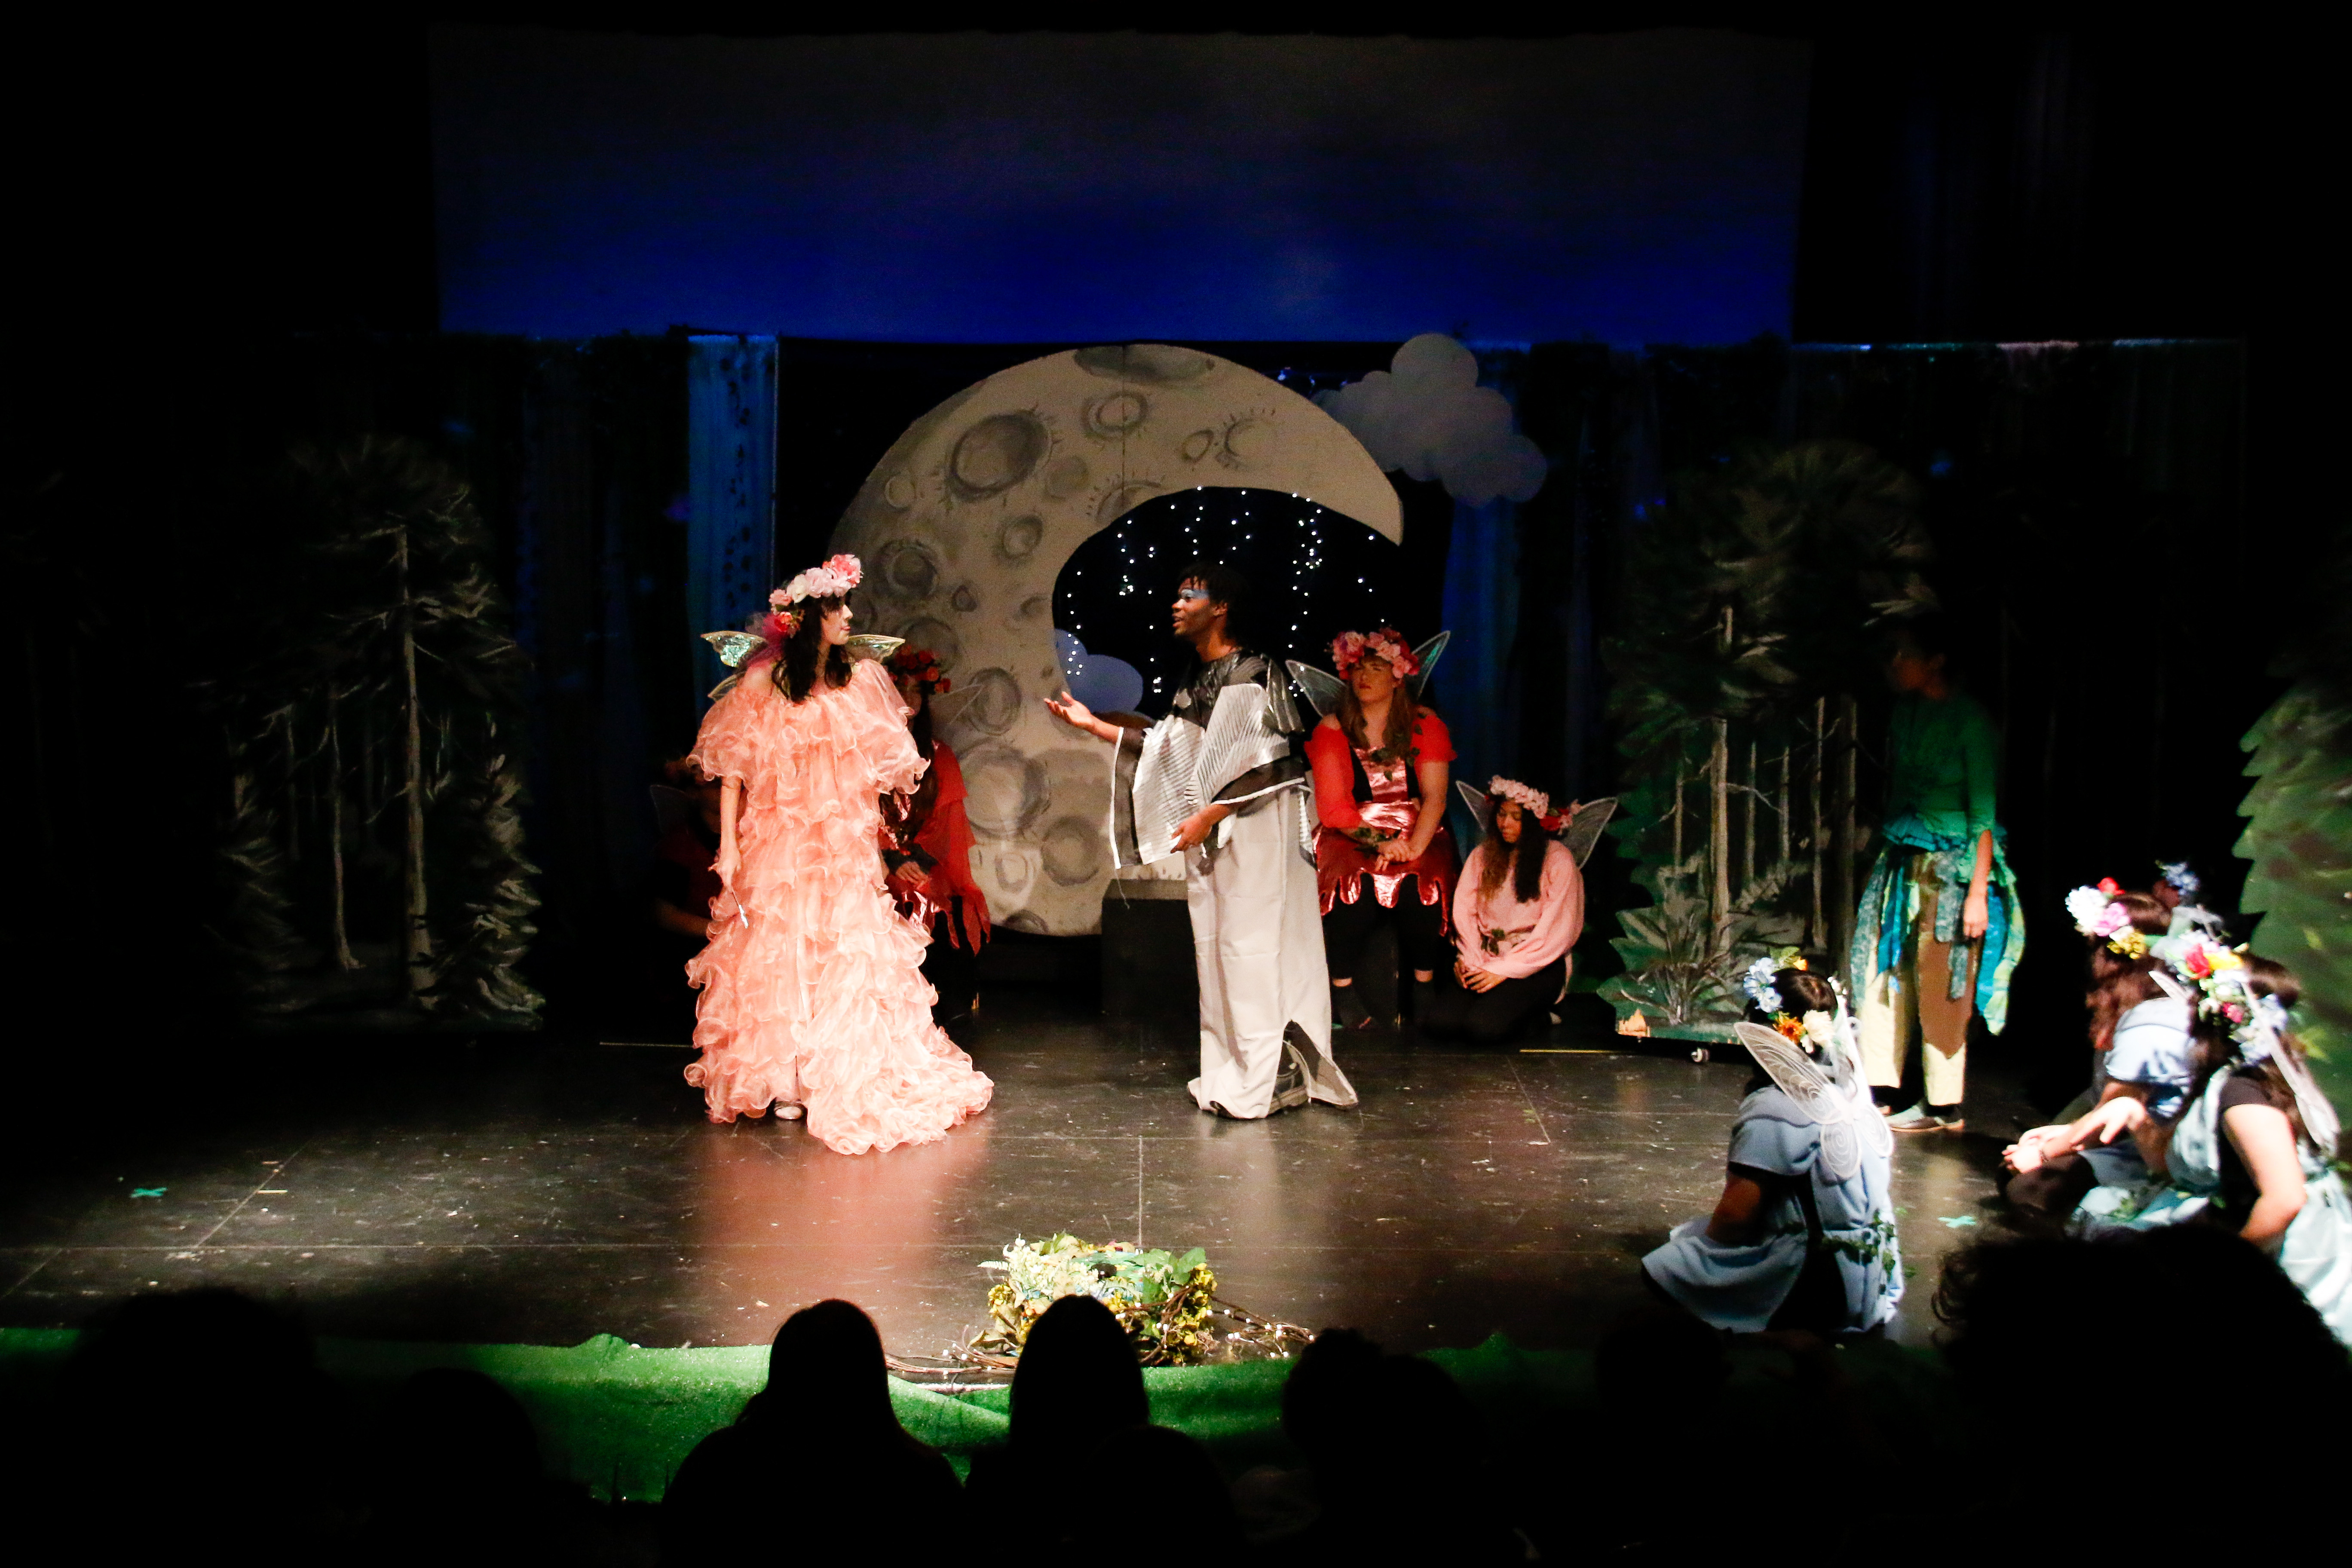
[764,553,864,635]
[2155,859,2200,899]
[887,644,950,695]
[2151,933,2275,1054]
[2064,879,2148,959]
[1332,627,1419,679]
[1488,776,1567,832]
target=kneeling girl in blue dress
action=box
[1643,964,1903,1337]
[2114,945,2352,1344]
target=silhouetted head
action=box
[1279,1327,1387,1472]
[1595,1303,1731,1427]
[750,1299,896,1439]
[1010,1294,1147,1449]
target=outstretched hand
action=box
[1044,692,1117,743]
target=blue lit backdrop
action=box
[430,27,1811,343]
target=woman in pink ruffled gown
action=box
[684,554,992,1155]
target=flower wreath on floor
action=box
[956,1234,1309,1368]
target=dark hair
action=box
[1477,797,1550,905]
[1179,560,1251,645]
[2185,954,2312,1145]
[741,1298,897,1439]
[1776,968,1838,1016]
[1892,610,1967,683]
[772,595,852,702]
[904,682,934,758]
[2083,891,2169,1050]
[1009,1295,1147,1452]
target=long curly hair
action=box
[2083,891,2171,1050]
[1476,798,1550,905]
[2185,955,2314,1146]
[772,595,851,703]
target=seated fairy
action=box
[2105,943,2351,1344]
[2002,883,2190,1222]
[1643,963,1903,1336]
[1421,777,1603,1044]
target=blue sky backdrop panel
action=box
[430,28,1811,344]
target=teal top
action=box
[1883,690,2000,845]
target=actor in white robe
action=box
[1047,575,1351,1118]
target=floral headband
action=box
[2065,879,2148,959]
[2156,859,2200,899]
[1332,628,1420,679]
[2154,934,2340,1152]
[764,553,864,636]
[887,644,951,695]
[1488,776,1568,832]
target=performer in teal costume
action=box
[1850,617,2024,1132]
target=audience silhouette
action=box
[662,1298,960,1563]
[15,1233,2340,1565]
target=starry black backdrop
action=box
[1052,489,1415,721]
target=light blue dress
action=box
[2127,1067,2352,1345]
[2075,996,2195,1214]
[1643,1084,1903,1334]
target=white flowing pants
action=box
[1185,790,1351,1118]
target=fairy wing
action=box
[701,630,764,669]
[1455,780,1491,824]
[1560,797,1617,866]
[1406,630,1451,696]
[845,634,905,662]
[1285,660,1348,720]
[1733,1022,1861,1183]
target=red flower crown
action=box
[887,645,951,694]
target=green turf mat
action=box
[1,1327,1955,1503]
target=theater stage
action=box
[0,996,2004,1356]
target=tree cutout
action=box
[1601,441,1932,1034]
[211,438,541,1026]
[2237,527,2352,1127]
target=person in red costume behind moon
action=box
[880,645,991,1024]
[1305,628,1458,1029]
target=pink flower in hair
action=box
[1333,627,1418,678]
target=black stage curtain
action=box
[1,331,690,1039]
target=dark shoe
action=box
[1270,1038,1311,1112]
[1887,1102,1964,1133]
[1331,983,1374,1032]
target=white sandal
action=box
[775,1103,805,1121]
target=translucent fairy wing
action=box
[1734,1022,1861,1183]
[1456,780,1491,824]
[1819,1118,1862,1185]
[1285,660,1348,720]
[701,629,764,669]
[706,674,741,701]
[845,634,905,662]
[928,684,980,732]
[1560,797,1617,866]
[1406,631,1451,696]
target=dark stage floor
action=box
[0,997,2011,1355]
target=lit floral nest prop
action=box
[956,1234,1310,1369]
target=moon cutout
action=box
[831,344,1399,935]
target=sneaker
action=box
[1886,1103,1963,1133]
[1270,1039,1311,1113]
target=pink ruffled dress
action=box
[684,659,993,1155]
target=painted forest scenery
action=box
[208,437,542,1027]
[1600,440,1934,1038]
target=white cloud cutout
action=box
[1314,333,1549,507]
